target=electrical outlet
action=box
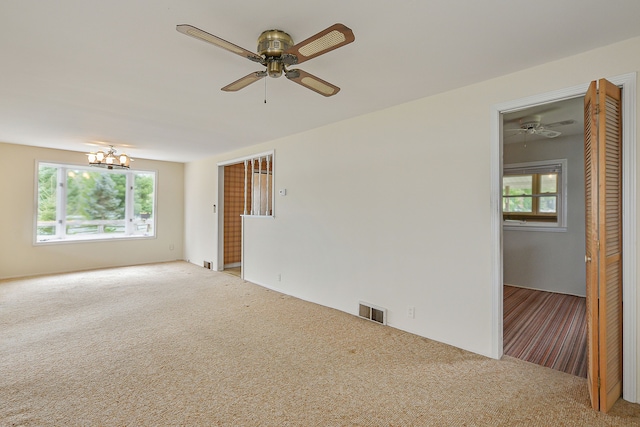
[407,306,415,318]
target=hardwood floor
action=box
[223,266,241,277]
[504,285,587,378]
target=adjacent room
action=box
[501,97,588,378]
[2,1,640,424]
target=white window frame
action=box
[34,161,157,244]
[502,159,568,232]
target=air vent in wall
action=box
[358,302,387,325]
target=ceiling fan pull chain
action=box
[264,76,267,104]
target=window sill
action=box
[35,234,156,245]
[503,222,567,233]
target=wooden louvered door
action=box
[584,78,623,412]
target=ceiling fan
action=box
[176,23,355,97]
[505,115,576,139]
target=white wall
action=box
[503,134,586,296]
[184,36,640,400]
[0,142,185,279]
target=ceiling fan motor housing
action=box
[521,121,541,133]
[258,30,293,78]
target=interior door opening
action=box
[492,72,637,408]
[223,162,244,277]
[501,97,587,378]
[219,152,275,278]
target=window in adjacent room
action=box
[35,162,156,243]
[502,159,567,231]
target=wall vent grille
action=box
[203,261,212,269]
[358,302,387,325]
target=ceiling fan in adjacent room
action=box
[505,114,576,139]
[176,23,355,97]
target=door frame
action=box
[217,150,276,277]
[217,159,245,277]
[490,72,637,402]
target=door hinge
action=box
[595,104,600,115]
[598,377,601,388]
[597,240,600,250]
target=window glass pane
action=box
[65,170,126,237]
[37,164,58,237]
[539,196,557,213]
[540,173,558,194]
[503,160,565,229]
[133,173,155,236]
[503,175,532,196]
[503,196,532,213]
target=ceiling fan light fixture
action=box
[267,60,283,78]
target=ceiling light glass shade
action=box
[87,146,132,169]
[119,154,130,167]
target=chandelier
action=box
[87,146,131,169]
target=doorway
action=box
[217,151,276,278]
[490,73,638,404]
[501,97,586,377]
[222,162,244,276]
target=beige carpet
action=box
[1,261,639,426]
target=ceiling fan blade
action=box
[176,24,265,64]
[285,69,340,96]
[284,23,355,65]
[537,129,562,138]
[221,71,267,92]
[544,119,576,128]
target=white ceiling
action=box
[2,1,640,162]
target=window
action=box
[502,159,567,231]
[36,162,156,243]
